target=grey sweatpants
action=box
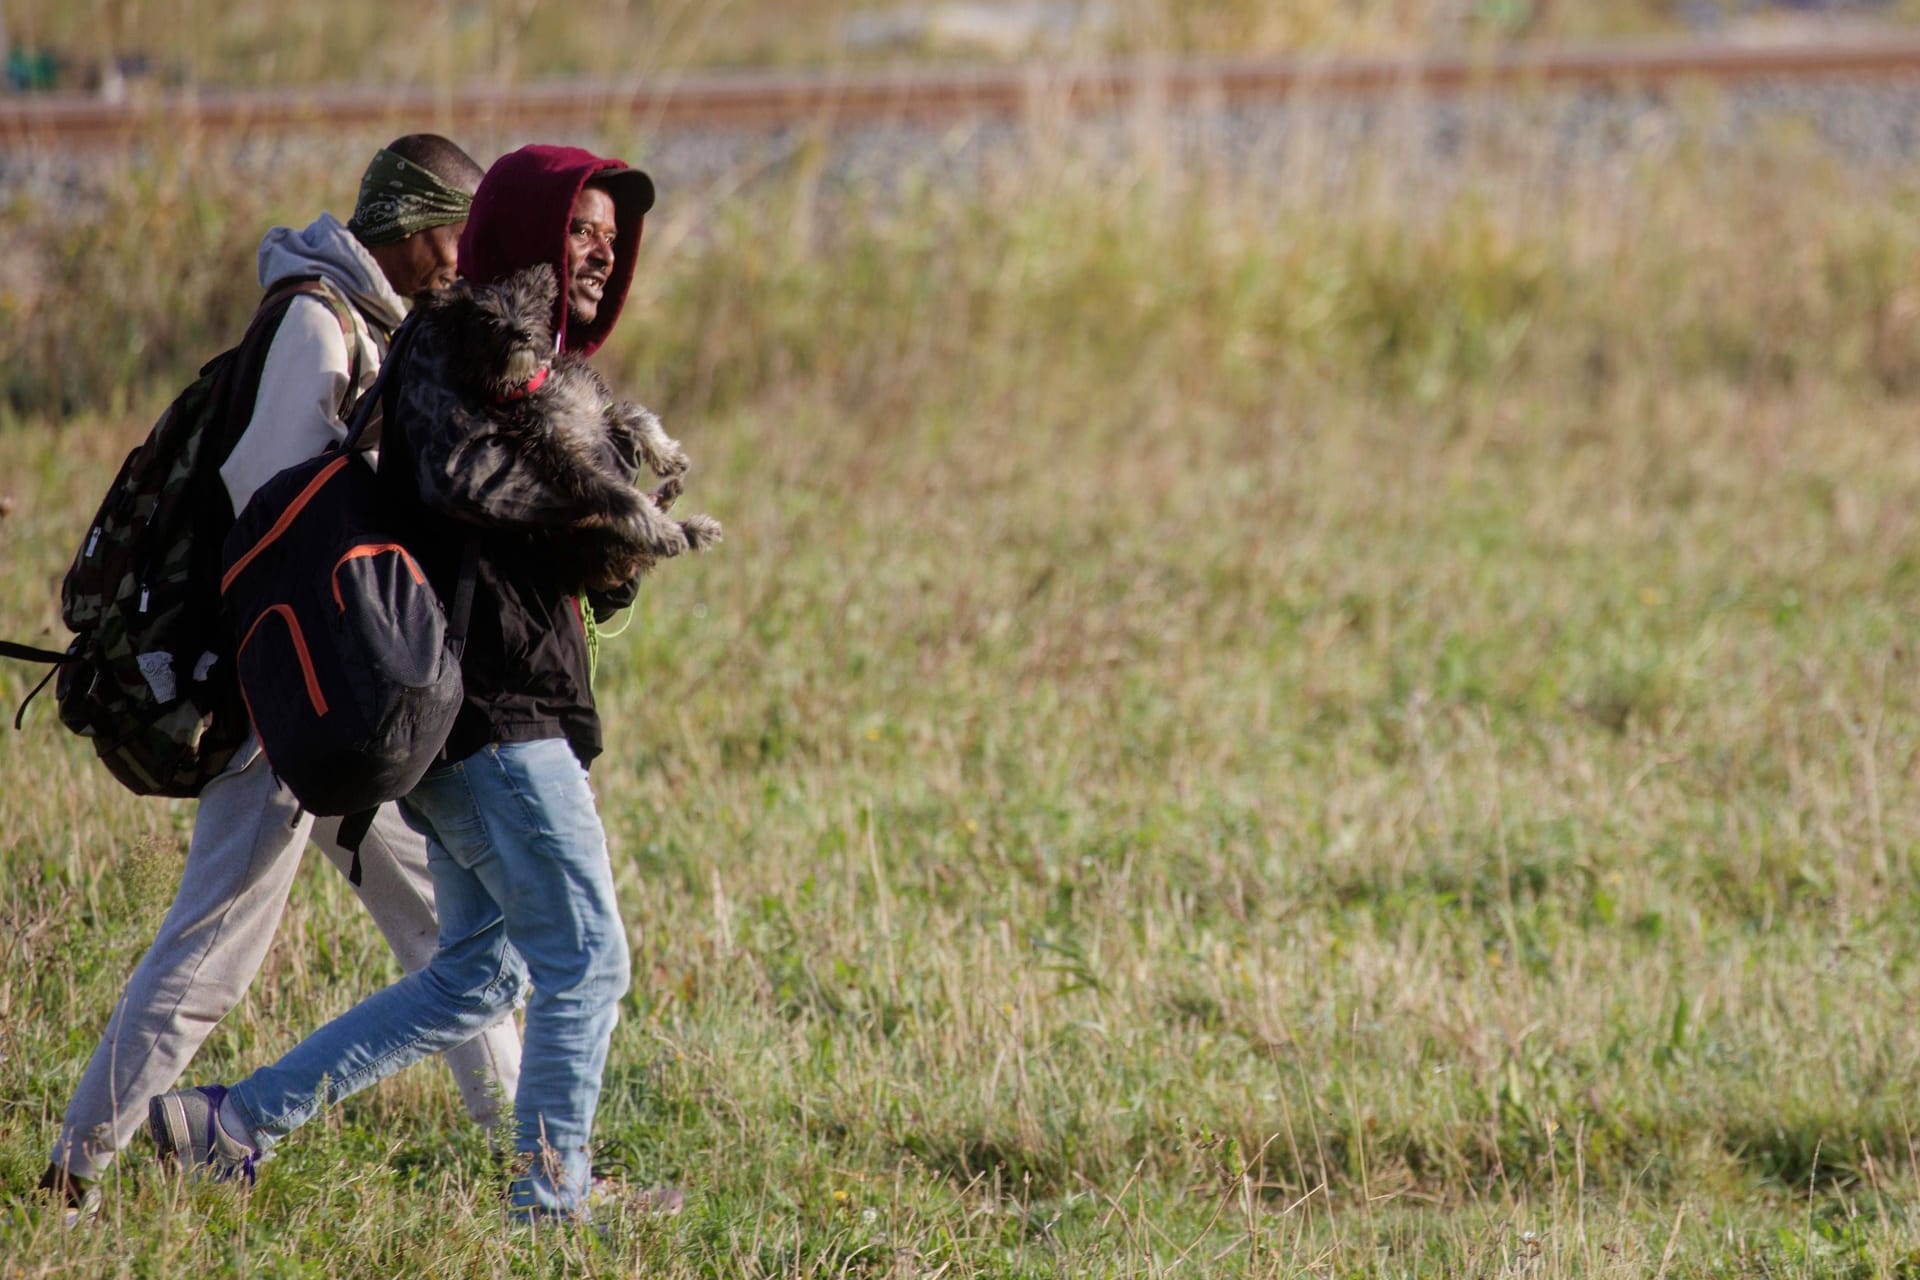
[50,742,523,1181]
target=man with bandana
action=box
[38,134,523,1222]
[148,143,677,1225]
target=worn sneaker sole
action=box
[61,1190,103,1230]
[148,1092,195,1168]
[591,1179,686,1216]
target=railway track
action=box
[6,37,1920,147]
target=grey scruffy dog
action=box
[413,263,721,589]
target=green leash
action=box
[580,593,637,686]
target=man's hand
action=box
[586,559,640,593]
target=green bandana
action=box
[347,148,473,247]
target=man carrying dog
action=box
[148,144,675,1223]
[41,135,523,1218]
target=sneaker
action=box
[36,1162,101,1227]
[503,1178,686,1229]
[591,1177,685,1217]
[148,1085,258,1184]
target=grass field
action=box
[7,101,1920,1276]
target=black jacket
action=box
[377,318,637,768]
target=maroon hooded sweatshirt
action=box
[385,145,655,767]
[457,144,654,358]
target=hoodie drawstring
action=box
[580,594,635,687]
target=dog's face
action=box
[416,263,559,397]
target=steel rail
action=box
[7,37,1920,147]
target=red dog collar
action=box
[496,365,551,402]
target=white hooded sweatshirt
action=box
[217,213,409,513]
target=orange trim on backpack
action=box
[331,543,426,612]
[220,455,352,595]
[237,604,329,717]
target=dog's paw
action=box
[647,436,691,481]
[652,476,683,513]
[679,514,723,551]
[625,506,689,559]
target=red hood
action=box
[457,144,654,358]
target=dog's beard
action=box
[497,342,543,392]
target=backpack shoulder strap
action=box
[230,275,323,364]
[261,278,376,416]
[195,276,354,475]
[339,312,421,454]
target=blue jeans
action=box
[227,739,631,1216]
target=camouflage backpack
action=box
[4,277,370,797]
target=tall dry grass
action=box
[4,96,1920,1276]
[0,0,1834,89]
